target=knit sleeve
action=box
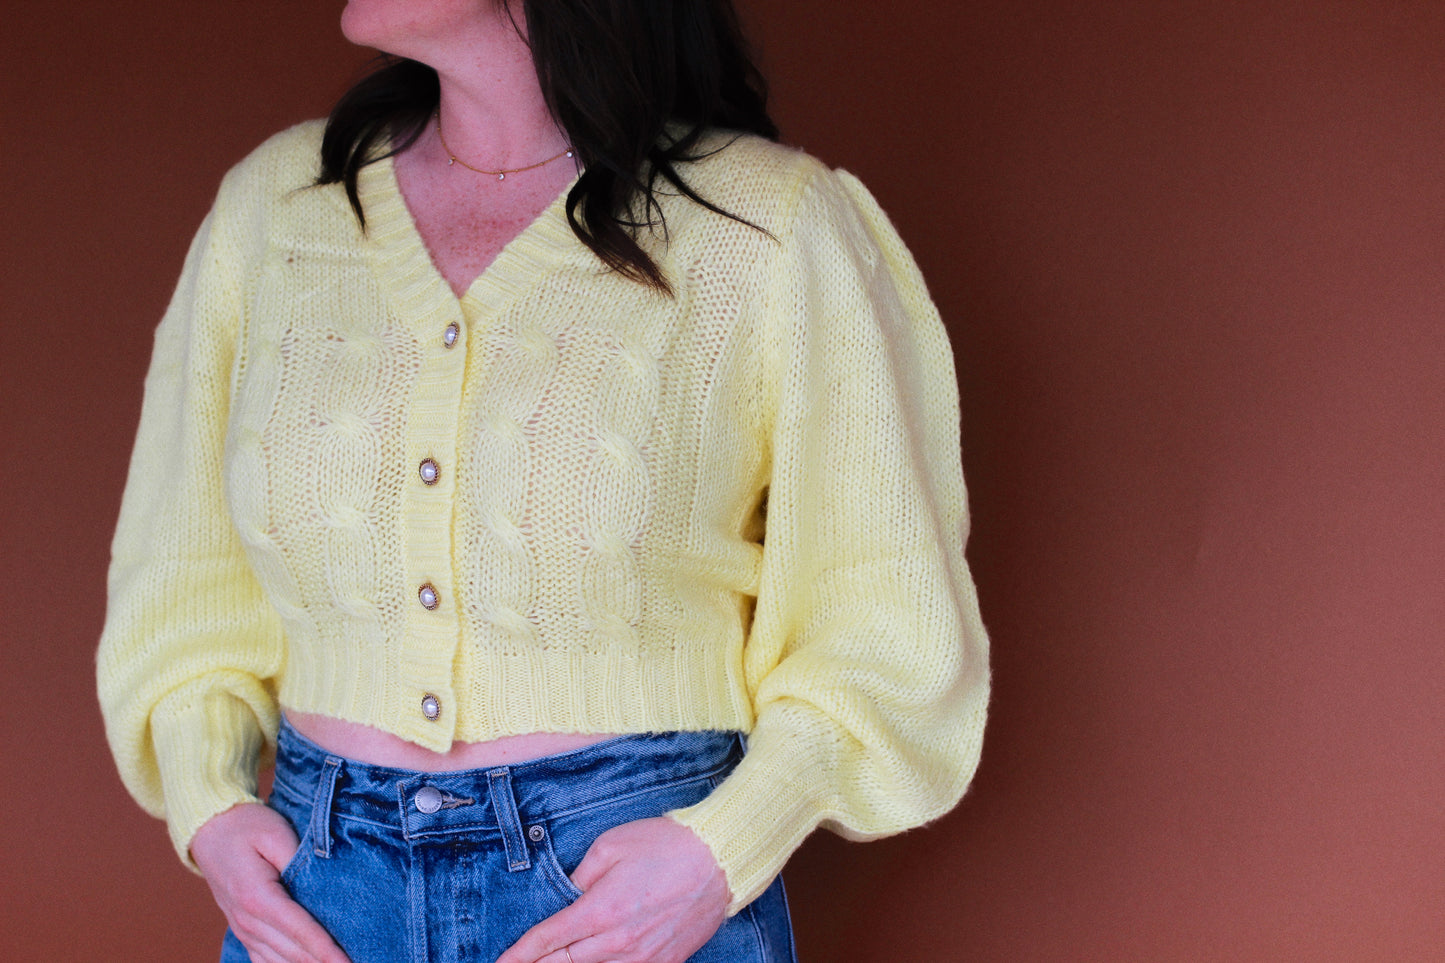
[96,171,285,870]
[667,163,991,913]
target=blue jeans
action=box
[220,720,796,963]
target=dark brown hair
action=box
[317,0,778,293]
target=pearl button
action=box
[419,459,440,485]
[443,322,460,348]
[415,785,443,813]
[421,693,441,720]
[418,583,439,610]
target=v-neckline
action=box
[356,151,585,325]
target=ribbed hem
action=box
[666,704,837,915]
[277,632,757,750]
[152,679,273,870]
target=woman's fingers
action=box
[495,898,596,963]
[538,942,602,963]
[229,877,347,962]
[192,803,351,963]
[220,855,351,963]
[496,816,729,963]
[249,885,352,963]
[250,819,303,874]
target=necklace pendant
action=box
[497,172,506,181]
[447,157,455,166]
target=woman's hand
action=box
[190,802,350,963]
[496,817,730,963]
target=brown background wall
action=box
[3,0,1442,959]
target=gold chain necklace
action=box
[434,111,574,181]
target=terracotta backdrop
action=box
[4,0,1442,959]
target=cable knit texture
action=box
[97,120,990,913]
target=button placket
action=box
[398,308,470,746]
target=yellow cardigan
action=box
[97,121,989,913]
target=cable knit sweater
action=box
[97,120,989,913]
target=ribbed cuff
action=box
[666,706,837,915]
[151,680,270,871]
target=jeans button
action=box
[527,825,546,842]
[415,786,443,814]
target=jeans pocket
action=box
[266,781,315,887]
[533,829,585,903]
[532,770,719,904]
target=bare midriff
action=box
[286,710,620,772]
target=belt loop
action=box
[487,768,531,872]
[310,756,344,858]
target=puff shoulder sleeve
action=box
[667,162,990,912]
[96,168,284,869]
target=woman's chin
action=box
[338,2,393,51]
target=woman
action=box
[97,1,990,961]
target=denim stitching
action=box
[525,768,727,823]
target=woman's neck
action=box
[431,84,569,176]
[424,11,569,172]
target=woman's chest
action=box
[224,252,769,549]
[396,152,578,299]
[410,205,547,300]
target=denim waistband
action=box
[272,718,743,848]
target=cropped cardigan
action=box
[97,121,990,913]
